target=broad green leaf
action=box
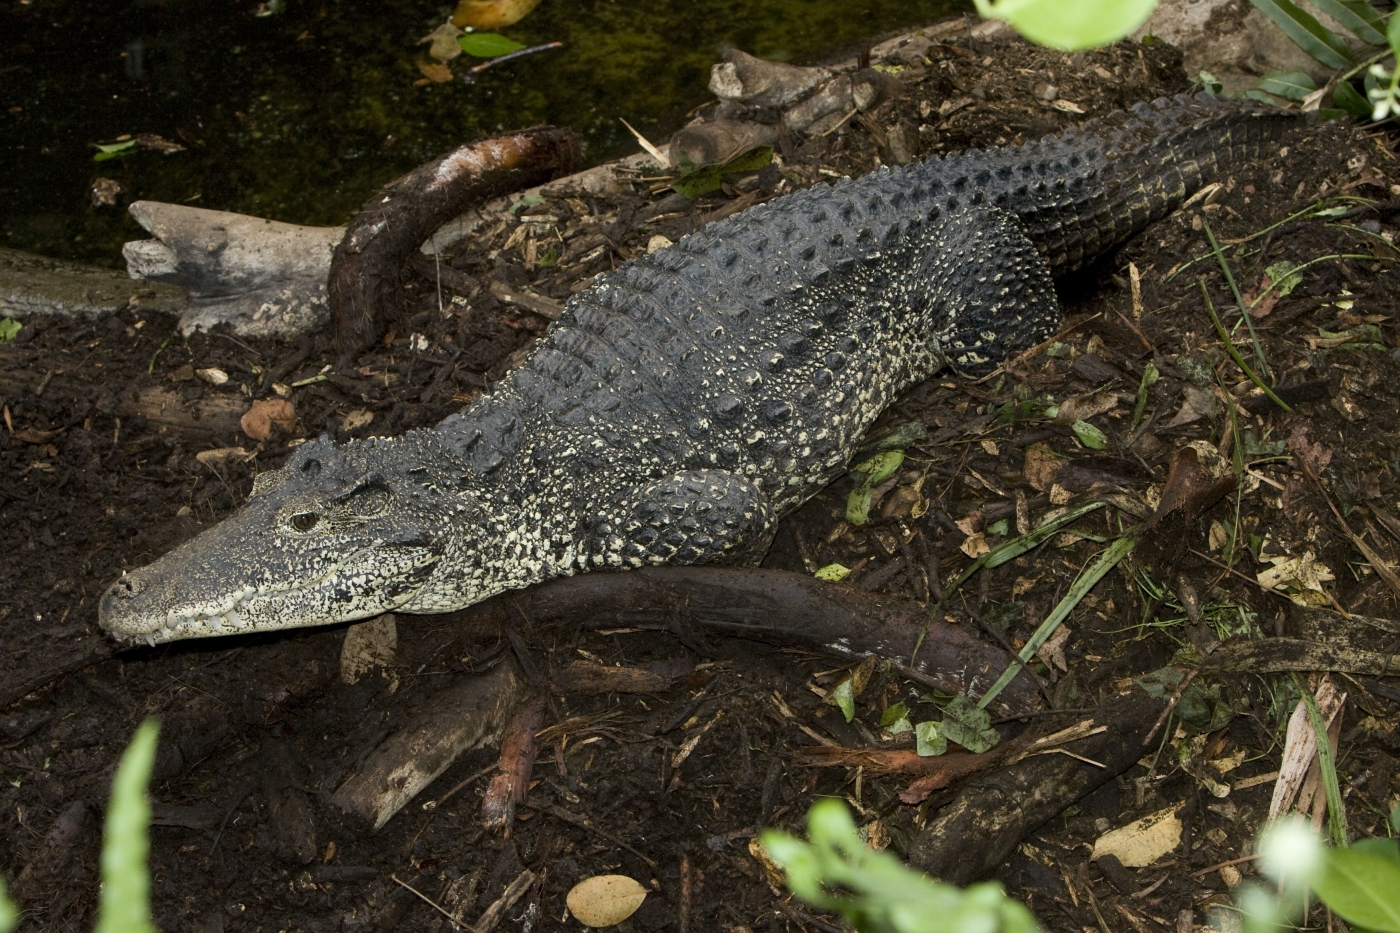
[672,146,774,199]
[1390,1,1400,55]
[831,677,856,723]
[938,695,1000,753]
[1309,0,1386,45]
[845,449,905,526]
[458,32,526,58]
[508,192,545,215]
[973,0,1158,50]
[915,720,947,757]
[0,877,16,933]
[95,719,159,933]
[1311,846,1400,932]
[879,702,910,728]
[1264,261,1303,297]
[0,318,20,343]
[93,140,137,163]
[1256,70,1319,101]
[814,563,851,582]
[1334,78,1372,116]
[1071,420,1108,450]
[1351,837,1400,868]
[1248,0,1354,69]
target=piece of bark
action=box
[0,246,186,319]
[481,693,546,832]
[668,120,780,170]
[907,683,1168,884]
[124,201,343,338]
[329,127,577,358]
[330,660,524,830]
[551,659,678,695]
[708,49,832,108]
[461,566,1040,717]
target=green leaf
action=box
[457,33,526,58]
[880,702,911,728]
[1308,0,1386,45]
[973,0,1158,50]
[1311,846,1400,932]
[914,720,948,757]
[938,695,1001,753]
[1247,0,1354,69]
[1390,2,1400,56]
[1351,837,1400,868]
[814,563,851,582]
[508,192,545,215]
[1071,420,1108,450]
[96,719,159,933]
[1255,70,1320,101]
[0,318,20,343]
[846,449,906,526]
[1334,78,1372,116]
[1264,261,1303,297]
[831,677,856,723]
[672,146,774,199]
[93,140,137,163]
[0,877,16,933]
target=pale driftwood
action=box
[123,201,343,338]
[0,247,185,319]
[330,660,524,830]
[708,49,833,109]
[668,120,780,171]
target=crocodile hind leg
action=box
[589,470,777,569]
[923,207,1062,373]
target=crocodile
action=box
[99,94,1298,645]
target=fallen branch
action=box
[329,127,577,357]
[458,565,1043,717]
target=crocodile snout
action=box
[99,568,174,642]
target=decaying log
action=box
[480,693,546,832]
[124,202,344,338]
[907,683,1167,885]
[329,127,577,357]
[461,565,1042,718]
[330,659,524,830]
[0,246,185,319]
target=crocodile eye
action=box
[289,512,319,533]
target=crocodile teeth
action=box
[226,609,246,630]
[145,635,156,647]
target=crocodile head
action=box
[99,431,483,644]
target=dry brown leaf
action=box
[416,61,454,83]
[1270,677,1346,819]
[960,531,989,559]
[14,427,59,444]
[1090,805,1182,867]
[1287,424,1333,478]
[1036,624,1071,672]
[566,874,648,928]
[1023,442,1063,492]
[195,447,255,468]
[1054,393,1119,425]
[240,398,296,441]
[340,616,398,686]
[341,408,374,432]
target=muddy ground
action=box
[5,23,1400,933]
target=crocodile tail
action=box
[917,94,1304,275]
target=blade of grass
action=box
[1298,677,1348,847]
[95,719,159,933]
[1199,280,1294,413]
[1201,217,1273,382]
[1308,0,1386,46]
[1249,0,1355,69]
[912,500,1110,666]
[977,534,1138,711]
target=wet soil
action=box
[6,26,1400,933]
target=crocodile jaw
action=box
[98,537,443,645]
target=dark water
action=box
[2,0,965,266]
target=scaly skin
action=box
[99,95,1298,644]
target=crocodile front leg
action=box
[587,470,777,569]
